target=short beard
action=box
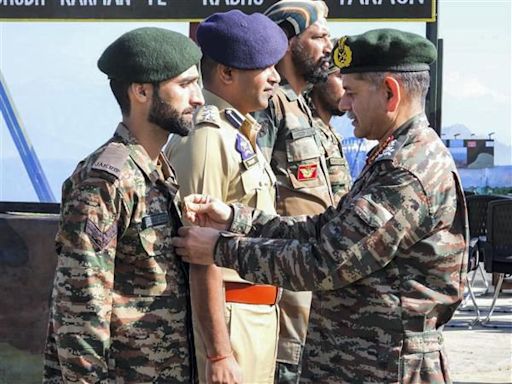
[291,39,330,85]
[148,88,192,137]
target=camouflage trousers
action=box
[274,290,311,384]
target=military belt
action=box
[225,282,279,305]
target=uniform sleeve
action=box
[51,177,124,383]
[216,166,430,292]
[168,126,232,201]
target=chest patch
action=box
[297,163,318,181]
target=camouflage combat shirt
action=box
[215,115,469,383]
[43,124,195,384]
[313,116,352,205]
[255,84,334,216]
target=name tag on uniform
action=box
[329,157,345,166]
[243,155,259,169]
[297,164,318,181]
[141,212,169,230]
[290,127,316,140]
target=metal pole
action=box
[436,38,443,134]
[0,71,56,202]
[426,0,440,135]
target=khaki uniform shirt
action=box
[215,114,469,383]
[43,124,195,383]
[165,90,279,383]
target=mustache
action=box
[346,111,356,120]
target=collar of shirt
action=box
[114,122,175,185]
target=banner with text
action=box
[0,0,435,21]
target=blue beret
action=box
[333,29,437,74]
[264,0,328,37]
[98,27,201,82]
[197,10,288,70]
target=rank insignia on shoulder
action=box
[224,108,244,129]
[297,163,318,181]
[194,105,221,127]
[236,133,258,169]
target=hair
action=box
[109,79,131,116]
[110,79,162,116]
[200,54,220,88]
[355,70,431,105]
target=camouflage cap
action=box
[264,0,329,38]
[333,28,437,74]
[98,27,202,83]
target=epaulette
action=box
[194,105,221,128]
[224,108,245,129]
[91,142,129,179]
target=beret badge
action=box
[333,37,352,70]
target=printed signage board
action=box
[0,0,435,21]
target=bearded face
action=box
[148,87,194,137]
[290,38,331,85]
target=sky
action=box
[0,0,511,201]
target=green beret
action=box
[333,28,437,74]
[98,27,201,83]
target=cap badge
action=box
[333,36,352,69]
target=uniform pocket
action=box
[241,166,261,195]
[286,136,321,163]
[400,351,445,384]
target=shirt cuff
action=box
[228,203,253,234]
[214,231,240,270]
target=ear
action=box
[384,76,400,112]
[218,64,234,85]
[130,83,151,103]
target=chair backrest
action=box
[486,199,512,268]
[466,195,510,238]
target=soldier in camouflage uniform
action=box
[174,29,468,384]
[255,2,334,381]
[43,28,204,383]
[165,11,287,384]
[307,43,352,204]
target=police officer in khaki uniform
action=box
[165,10,288,384]
[308,42,352,205]
[256,1,334,382]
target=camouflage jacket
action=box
[312,116,352,205]
[255,84,334,216]
[215,115,469,383]
[43,124,195,384]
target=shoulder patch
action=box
[224,108,245,129]
[91,143,129,179]
[194,105,221,128]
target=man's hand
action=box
[182,194,232,230]
[206,355,243,384]
[172,226,219,265]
